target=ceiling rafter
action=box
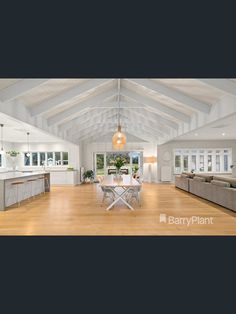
[121,87,191,123]
[47,89,117,126]
[127,79,211,113]
[0,79,49,102]
[198,79,236,97]
[30,79,111,116]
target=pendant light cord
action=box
[0,124,3,151]
[118,79,121,127]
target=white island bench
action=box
[0,172,50,211]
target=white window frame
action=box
[23,151,69,167]
[173,148,232,174]
[93,151,143,176]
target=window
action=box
[224,155,229,172]
[24,151,69,167]
[191,155,197,171]
[174,148,232,174]
[208,155,212,172]
[32,153,38,166]
[94,151,142,176]
[47,152,53,166]
[199,155,204,172]
[40,152,46,166]
[24,153,30,166]
[0,154,2,167]
[175,155,181,174]
[62,152,69,165]
[55,152,61,165]
[216,155,220,172]
[183,155,188,171]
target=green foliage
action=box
[113,156,126,169]
[6,150,20,157]
[132,165,139,173]
[83,170,95,180]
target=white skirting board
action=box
[161,166,172,182]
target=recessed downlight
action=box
[194,133,198,136]
[222,132,226,136]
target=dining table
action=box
[100,174,141,211]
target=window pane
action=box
[175,155,181,173]
[62,152,69,165]
[191,155,196,171]
[208,155,212,172]
[32,153,38,166]
[96,154,105,175]
[183,155,188,171]
[199,155,204,172]
[216,155,220,172]
[24,153,30,166]
[40,152,46,166]
[55,152,61,165]
[224,155,228,171]
[0,154,2,167]
[47,152,54,166]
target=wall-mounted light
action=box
[26,132,31,157]
[0,124,4,151]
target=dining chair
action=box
[97,176,115,205]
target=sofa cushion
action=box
[182,172,195,178]
[193,176,206,182]
[195,174,214,182]
[213,176,236,188]
[211,180,231,188]
[181,174,188,178]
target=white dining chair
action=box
[98,176,115,205]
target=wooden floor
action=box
[0,183,236,235]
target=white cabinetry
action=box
[49,170,78,185]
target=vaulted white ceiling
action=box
[0,78,236,145]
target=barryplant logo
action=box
[159,214,213,226]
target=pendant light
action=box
[0,124,4,151]
[26,132,30,157]
[112,79,126,150]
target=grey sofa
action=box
[175,173,236,212]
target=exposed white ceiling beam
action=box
[0,79,49,102]
[198,79,236,97]
[128,79,211,113]
[121,95,179,130]
[47,89,117,126]
[58,108,114,132]
[30,79,111,116]
[121,109,171,135]
[121,87,191,123]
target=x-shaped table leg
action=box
[106,187,134,211]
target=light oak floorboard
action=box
[0,183,235,235]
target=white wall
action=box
[80,142,158,182]
[157,139,236,182]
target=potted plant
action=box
[132,165,139,178]
[83,170,95,183]
[6,150,20,171]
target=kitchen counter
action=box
[0,171,49,181]
[0,172,50,211]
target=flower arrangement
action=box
[113,156,126,170]
[6,150,20,157]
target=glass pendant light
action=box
[0,124,4,151]
[112,79,126,150]
[26,132,30,157]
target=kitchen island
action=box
[0,172,50,211]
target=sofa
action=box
[175,172,236,212]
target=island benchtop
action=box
[0,172,49,181]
